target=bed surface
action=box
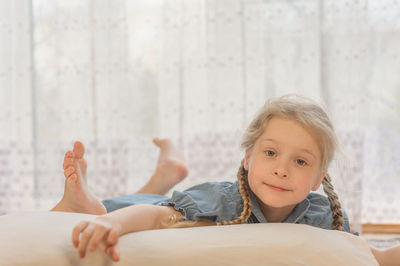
[0,211,378,266]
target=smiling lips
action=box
[264,183,290,192]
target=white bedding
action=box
[0,211,378,266]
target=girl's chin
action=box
[257,197,294,208]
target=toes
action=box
[77,159,87,171]
[63,151,75,169]
[152,138,161,146]
[63,159,75,170]
[73,141,85,159]
[158,138,171,147]
[153,138,171,148]
[67,174,78,183]
[64,166,75,179]
[64,150,74,160]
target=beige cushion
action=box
[0,211,378,266]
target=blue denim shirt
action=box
[102,181,350,232]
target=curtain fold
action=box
[0,0,36,212]
[1,0,400,232]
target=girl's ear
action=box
[244,150,251,171]
[311,170,327,191]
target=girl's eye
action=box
[265,150,276,157]
[296,159,307,166]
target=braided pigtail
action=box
[322,173,343,230]
[165,160,252,228]
[218,159,253,225]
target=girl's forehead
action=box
[257,118,321,154]
[261,117,311,135]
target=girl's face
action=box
[244,117,326,210]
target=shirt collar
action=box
[249,189,311,223]
[283,197,310,223]
[249,190,267,223]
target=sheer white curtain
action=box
[1,0,400,232]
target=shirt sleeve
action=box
[158,181,243,222]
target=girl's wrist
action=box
[95,215,123,236]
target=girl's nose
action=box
[273,168,288,178]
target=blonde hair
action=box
[168,94,343,230]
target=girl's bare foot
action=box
[51,141,106,215]
[136,138,189,195]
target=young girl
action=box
[51,94,399,265]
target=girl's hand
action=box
[72,217,122,262]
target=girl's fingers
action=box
[72,221,89,248]
[107,245,120,262]
[87,225,108,251]
[98,241,107,252]
[106,227,120,246]
[72,219,120,260]
[77,223,96,258]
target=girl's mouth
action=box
[264,183,290,192]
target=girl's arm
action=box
[72,204,183,261]
[371,245,400,266]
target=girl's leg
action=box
[371,245,400,266]
[136,138,188,195]
[51,141,107,214]
[51,138,188,214]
